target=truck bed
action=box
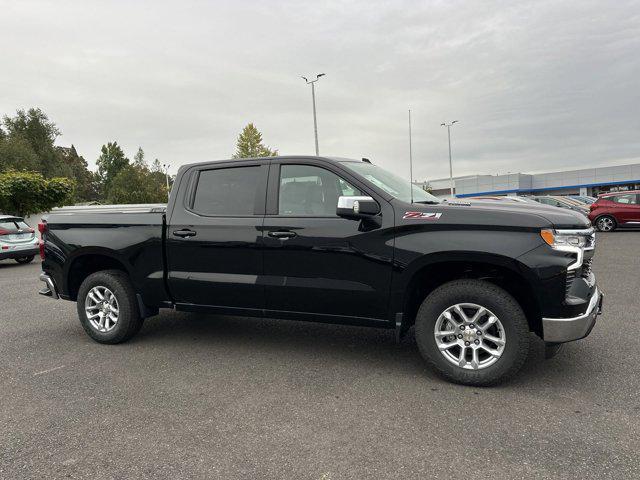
[46,204,167,215]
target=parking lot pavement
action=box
[1,234,639,480]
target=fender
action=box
[389,250,542,324]
[63,246,134,295]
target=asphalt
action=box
[1,232,639,479]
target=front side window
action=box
[278,165,362,216]
[192,166,261,216]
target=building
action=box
[414,175,477,198]
[421,162,640,198]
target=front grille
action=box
[566,258,593,297]
[566,270,576,296]
[582,258,593,278]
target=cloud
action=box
[1,0,638,180]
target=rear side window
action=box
[192,166,262,216]
[611,194,638,205]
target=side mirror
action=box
[336,196,380,219]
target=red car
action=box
[588,190,640,231]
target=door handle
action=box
[173,229,197,238]
[268,230,297,239]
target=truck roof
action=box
[177,155,361,171]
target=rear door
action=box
[632,194,640,223]
[610,193,640,224]
[166,161,269,314]
[262,159,394,322]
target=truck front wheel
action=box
[77,270,144,344]
[415,280,530,386]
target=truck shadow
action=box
[133,310,578,387]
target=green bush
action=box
[0,170,75,217]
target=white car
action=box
[0,215,40,264]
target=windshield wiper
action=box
[413,200,440,204]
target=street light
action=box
[441,120,459,196]
[162,163,171,200]
[301,73,325,155]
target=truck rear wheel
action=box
[415,279,530,386]
[77,270,144,344]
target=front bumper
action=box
[542,287,603,343]
[0,246,39,260]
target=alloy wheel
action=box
[433,303,506,370]
[85,286,119,333]
[597,217,614,232]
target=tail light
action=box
[0,228,9,235]
[38,221,48,260]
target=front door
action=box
[166,161,268,314]
[262,161,394,323]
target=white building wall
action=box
[442,162,640,197]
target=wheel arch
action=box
[395,252,543,337]
[64,248,131,301]
[593,213,617,230]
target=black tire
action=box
[595,215,616,232]
[77,270,144,344]
[415,280,530,386]
[15,255,34,264]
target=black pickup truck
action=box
[38,156,603,385]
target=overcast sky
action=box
[1,0,639,181]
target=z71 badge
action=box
[403,211,443,220]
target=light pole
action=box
[408,109,414,203]
[440,120,459,196]
[301,73,325,155]
[163,163,170,200]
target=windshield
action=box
[341,161,440,204]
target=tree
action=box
[133,147,146,167]
[232,123,278,158]
[150,158,170,190]
[151,158,162,173]
[1,109,96,203]
[96,142,129,192]
[2,108,67,177]
[57,145,99,202]
[107,164,168,204]
[0,135,40,172]
[0,170,74,216]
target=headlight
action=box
[540,229,588,248]
[540,228,594,270]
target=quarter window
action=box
[278,165,362,216]
[192,166,262,216]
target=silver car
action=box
[0,215,40,264]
